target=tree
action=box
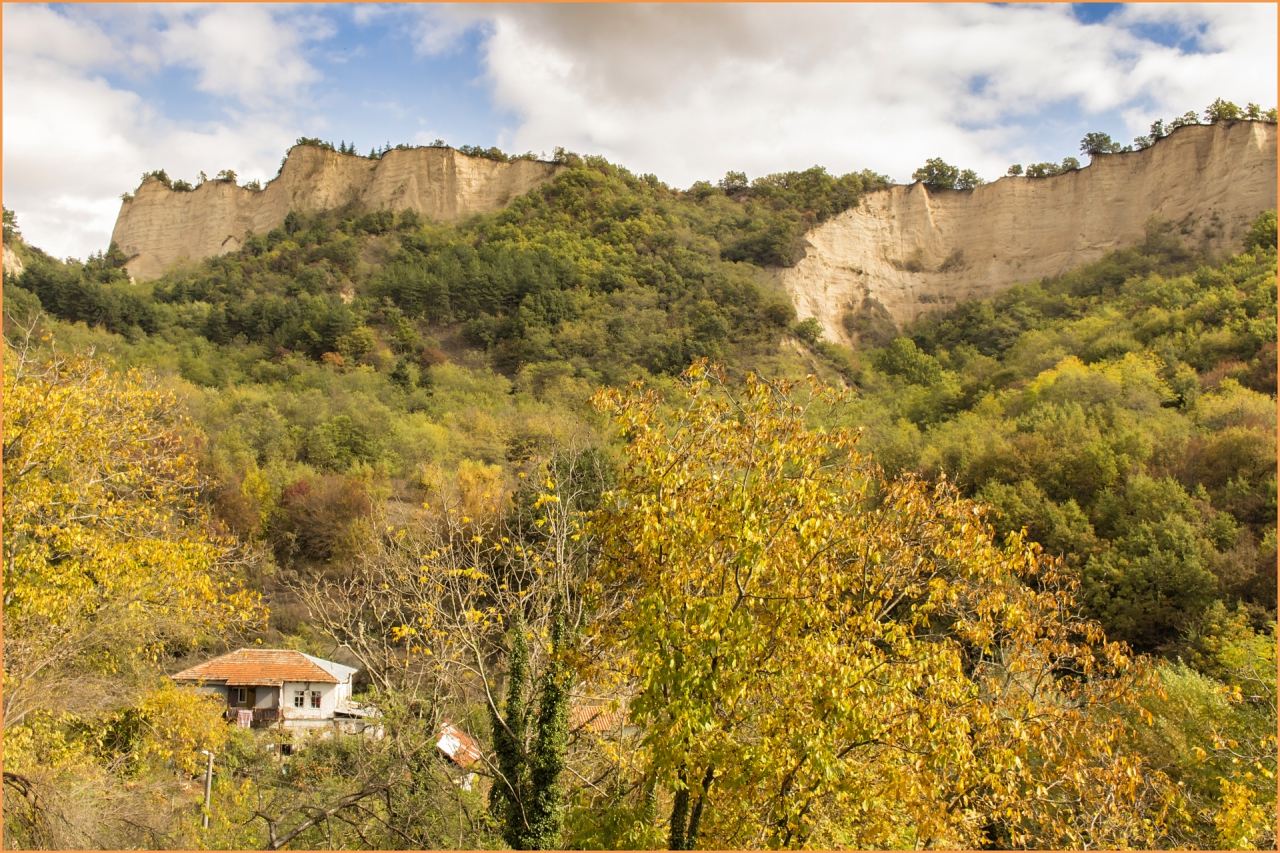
[3,206,19,240]
[215,169,237,183]
[490,613,571,850]
[2,325,264,846]
[717,171,748,192]
[1204,98,1241,124]
[912,157,961,189]
[2,325,263,729]
[792,317,823,344]
[1080,132,1123,158]
[588,362,1180,848]
[956,168,985,190]
[1006,164,1024,177]
[297,450,601,847]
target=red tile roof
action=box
[172,649,339,687]
[569,703,630,733]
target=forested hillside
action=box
[2,138,1275,850]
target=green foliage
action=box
[1081,131,1124,157]
[717,170,748,192]
[793,316,823,344]
[1243,209,1276,252]
[911,159,985,190]
[1204,98,1242,124]
[143,168,173,188]
[850,213,1277,652]
[489,612,571,849]
[912,157,960,188]
[295,136,335,151]
[1025,157,1084,178]
[1132,603,1277,847]
[956,168,986,189]
[458,144,514,162]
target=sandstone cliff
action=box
[2,243,24,281]
[780,121,1277,346]
[111,146,566,280]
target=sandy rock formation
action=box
[781,121,1277,346]
[111,146,566,280]
[2,244,24,281]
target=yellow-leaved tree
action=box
[3,324,263,846]
[588,362,1183,849]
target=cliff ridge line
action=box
[111,146,566,281]
[780,121,1278,346]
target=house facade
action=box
[172,648,361,731]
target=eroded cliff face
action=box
[781,121,1277,346]
[111,146,566,280]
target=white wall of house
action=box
[281,681,342,721]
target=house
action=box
[172,648,362,731]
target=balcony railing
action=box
[225,707,284,723]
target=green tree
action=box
[912,157,961,189]
[1080,132,1123,158]
[489,612,570,850]
[956,168,985,190]
[717,171,748,192]
[1204,98,1242,124]
[3,206,20,240]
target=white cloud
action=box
[2,4,331,259]
[411,5,489,57]
[5,3,1274,260]
[464,4,1276,188]
[156,6,332,108]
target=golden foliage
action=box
[2,330,264,723]
[588,361,1181,848]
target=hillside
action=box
[783,120,1277,343]
[3,112,1277,850]
[112,144,566,280]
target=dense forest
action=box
[3,114,1276,849]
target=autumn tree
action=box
[296,449,605,848]
[2,322,264,846]
[588,362,1181,849]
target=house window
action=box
[310,691,321,709]
[294,690,305,708]
[235,687,246,705]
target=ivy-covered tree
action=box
[489,612,570,850]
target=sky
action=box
[4,3,1276,261]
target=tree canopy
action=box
[588,363,1178,848]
